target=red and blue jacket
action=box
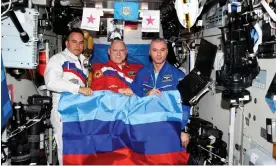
[91,60,142,93]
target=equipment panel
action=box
[1,8,39,69]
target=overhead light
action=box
[94,2,104,16]
[141,2,148,10]
[95,2,103,8]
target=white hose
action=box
[261,0,276,22]
[1,0,12,17]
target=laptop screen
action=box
[194,39,217,77]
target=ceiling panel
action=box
[60,0,163,10]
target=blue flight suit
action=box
[131,61,190,127]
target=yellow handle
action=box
[87,71,93,88]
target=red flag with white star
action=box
[81,8,101,31]
[141,10,160,32]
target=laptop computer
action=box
[177,38,218,105]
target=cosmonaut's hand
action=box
[118,88,134,96]
[78,87,93,96]
[147,88,161,97]
[181,132,190,148]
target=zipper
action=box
[151,73,156,88]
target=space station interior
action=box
[1,0,276,165]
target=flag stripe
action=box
[63,147,190,165]
[101,66,134,84]
[3,101,12,116]
[1,70,6,82]
[62,61,87,84]
[63,69,86,84]
[63,120,184,155]
[59,91,183,124]
[265,97,276,112]
[1,56,12,128]
[62,61,87,79]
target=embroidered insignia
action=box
[162,75,173,82]
[94,70,103,78]
[122,6,131,16]
[69,78,79,84]
[128,71,135,77]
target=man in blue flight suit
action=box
[131,38,190,148]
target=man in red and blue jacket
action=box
[91,40,142,95]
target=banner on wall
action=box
[81,8,101,31]
[114,2,139,21]
[141,10,160,32]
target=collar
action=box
[148,61,170,86]
[107,60,129,70]
[150,61,169,74]
[64,48,82,61]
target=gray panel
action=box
[1,8,39,69]
[205,6,228,29]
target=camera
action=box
[187,117,227,165]
[3,95,52,165]
[216,0,260,103]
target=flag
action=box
[125,21,139,30]
[90,44,151,66]
[141,10,160,32]
[114,2,139,21]
[59,90,190,165]
[265,73,276,113]
[1,56,12,128]
[81,8,101,31]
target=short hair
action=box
[66,28,84,40]
[150,38,168,48]
[110,39,126,49]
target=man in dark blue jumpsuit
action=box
[131,38,190,149]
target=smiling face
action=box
[65,32,84,56]
[108,40,127,66]
[150,40,168,65]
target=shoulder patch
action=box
[69,78,79,84]
[128,71,136,77]
[93,70,103,78]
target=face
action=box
[108,40,127,65]
[65,32,84,56]
[150,41,168,65]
